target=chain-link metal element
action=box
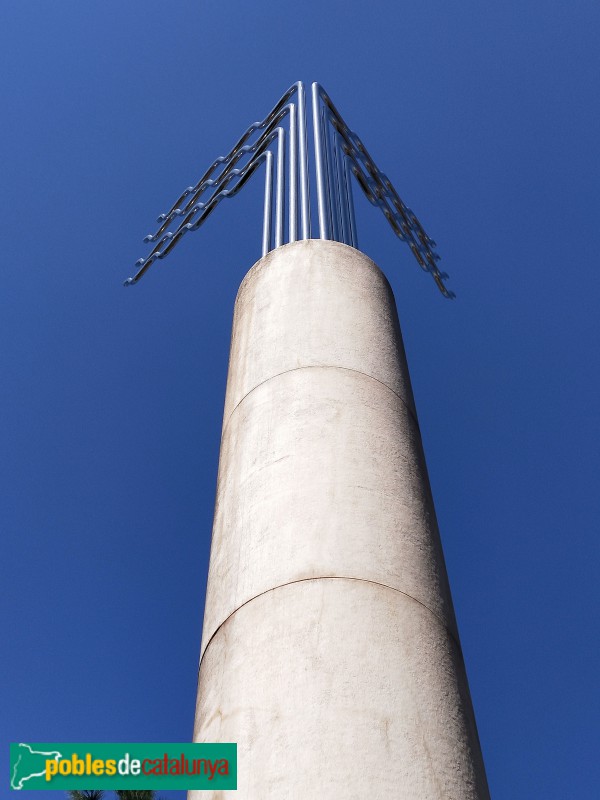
[125,81,453,298]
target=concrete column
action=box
[190,240,490,799]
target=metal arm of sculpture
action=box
[124,130,283,286]
[148,82,308,244]
[125,81,451,298]
[312,82,454,299]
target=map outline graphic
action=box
[11,742,63,790]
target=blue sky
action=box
[2,1,599,798]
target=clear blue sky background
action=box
[2,1,599,798]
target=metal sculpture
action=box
[125,81,453,298]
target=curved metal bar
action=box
[262,150,273,257]
[320,91,415,242]
[124,149,275,286]
[146,104,296,243]
[127,81,449,297]
[326,104,413,252]
[343,154,358,249]
[340,121,431,255]
[345,148,445,279]
[275,127,286,249]
[159,82,297,212]
[324,106,340,242]
[344,149,453,298]
[288,103,298,243]
[333,131,350,244]
[149,82,309,245]
[321,104,336,241]
[296,82,310,239]
[311,82,329,240]
[139,127,285,265]
[313,83,453,298]
[333,131,347,244]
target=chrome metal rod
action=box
[142,127,284,263]
[129,80,450,297]
[296,81,310,239]
[320,105,335,241]
[154,83,301,229]
[148,104,296,243]
[125,149,274,285]
[332,130,347,244]
[337,136,350,245]
[324,108,340,242]
[344,154,358,249]
[311,82,329,239]
[314,83,452,298]
[262,150,273,257]
[275,127,285,249]
[288,102,297,243]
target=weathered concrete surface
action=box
[190,240,490,799]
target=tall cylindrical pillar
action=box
[190,240,489,799]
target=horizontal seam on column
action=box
[199,575,460,672]
[222,365,420,438]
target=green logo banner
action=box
[10,742,237,791]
